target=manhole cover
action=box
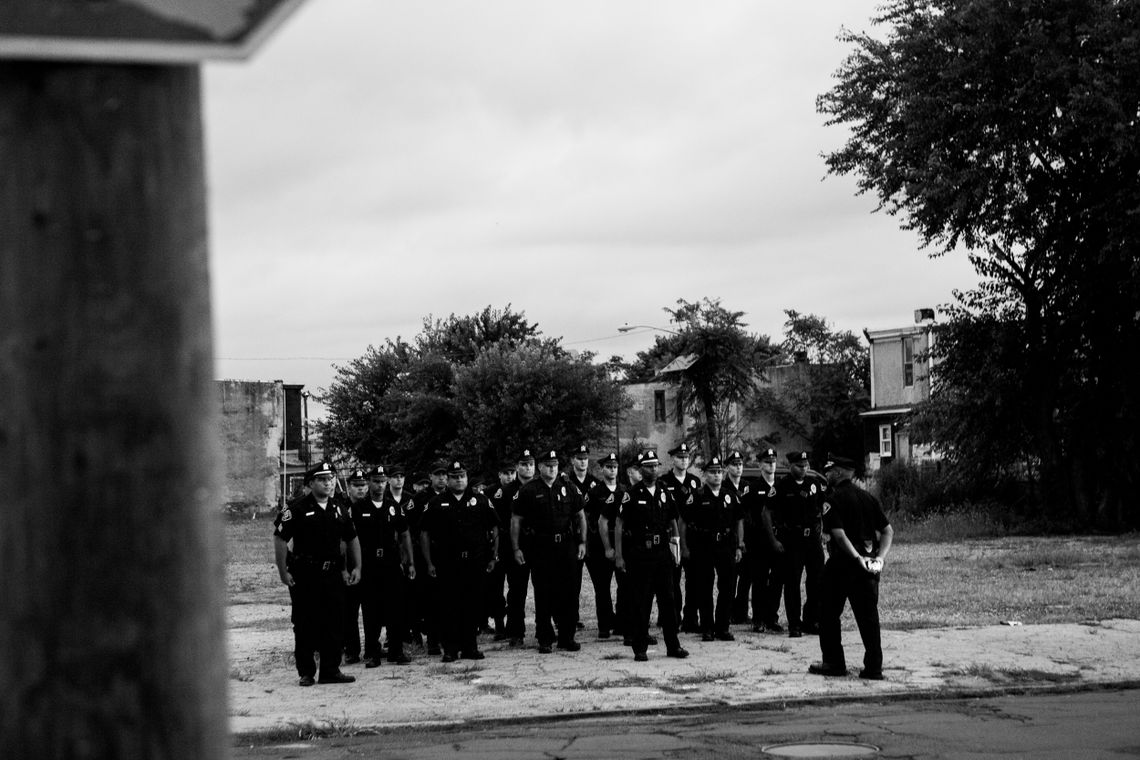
[761,742,879,757]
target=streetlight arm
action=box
[617,324,679,335]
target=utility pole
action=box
[0,5,305,758]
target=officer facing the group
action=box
[775,451,828,636]
[679,456,744,642]
[512,449,587,653]
[615,450,688,661]
[273,461,361,687]
[809,453,893,680]
[420,461,499,662]
[353,465,415,666]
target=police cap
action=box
[637,450,660,467]
[824,453,858,470]
[786,451,810,466]
[668,442,693,457]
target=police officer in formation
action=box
[678,455,743,642]
[483,460,517,640]
[340,467,370,664]
[564,444,599,632]
[741,447,785,633]
[407,463,447,654]
[614,450,689,661]
[503,448,536,645]
[351,465,415,666]
[660,443,699,629]
[585,452,622,639]
[511,449,587,653]
[419,461,499,662]
[273,461,360,686]
[774,451,827,636]
[809,453,893,680]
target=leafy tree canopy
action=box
[818,0,1140,526]
[317,305,625,480]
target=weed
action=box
[670,670,736,686]
[287,714,377,739]
[943,663,1082,685]
[474,683,514,697]
[229,667,254,682]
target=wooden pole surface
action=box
[0,62,228,759]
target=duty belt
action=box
[292,555,340,572]
[642,533,665,550]
[689,526,733,541]
[375,548,385,559]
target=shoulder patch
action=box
[822,502,831,516]
[621,492,630,504]
[724,495,731,506]
[560,486,567,498]
[468,497,477,507]
[810,484,817,495]
[494,488,503,499]
[280,509,292,522]
[685,494,694,505]
[389,506,397,517]
[606,494,614,504]
[512,490,519,500]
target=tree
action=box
[318,306,626,480]
[752,310,870,461]
[626,298,776,458]
[818,0,1140,526]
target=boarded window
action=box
[654,390,667,423]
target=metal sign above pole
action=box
[0,0,306,63]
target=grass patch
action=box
[670,670,736,686]
[474,683,515,697]
[287,715,377,739]
[943,664,1082,685]
[568,674,656,690]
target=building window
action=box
[879,424,893,457]
[675,394,684,426]
[654,390,667,423]
[903,338,915,387]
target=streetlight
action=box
[617,323,679,335]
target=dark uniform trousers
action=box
[584,531,616,634]
[361,554,408,659]
[437,554,487,656]
[504,554,531,639]
[288,559,347,679]
[342,581,363,659]
[527,533,580,646]
[626,540,681,654]
[684,529,737,634]
[819,557,882,673]
[778,528,825,629]
[743,524,783,625]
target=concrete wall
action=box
[216,380,283,515]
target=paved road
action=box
[232,687,1140,759]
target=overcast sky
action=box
[202,0,979,418]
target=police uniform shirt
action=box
[354,495,409,564]
[742,476,779,528]
[618,482,678,552]
[723,475,750,501]
[512,476,584,537]
[660,469,702,514]
[564,470,600,500]
[821,479,891,559]
[681,484,743,535]
[488,479,520,532]
[421,488,498,563]
[774,471,828,533]
[408,486,445,536]
[274,492,357,561]
[586,480,624,539]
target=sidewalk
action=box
[226,609,1140,736]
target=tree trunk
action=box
[0,62,228,759]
